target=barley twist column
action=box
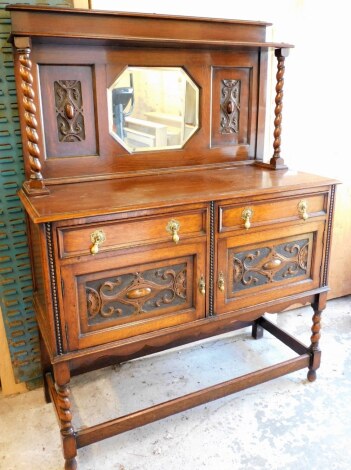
[57,383,77,470]
[307,305,322,382]
[269,48,289,169]
[14,37,49,194]
[307,294,327,382]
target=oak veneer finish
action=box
[19,166,333,222]
[8,5,337,470]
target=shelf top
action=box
[7,4,293,49]
[7,4,272,26]
[20,165,337,223]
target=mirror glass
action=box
[108,67,199,153]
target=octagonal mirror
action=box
[108,67,199,153]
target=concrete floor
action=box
[1,296,350,470]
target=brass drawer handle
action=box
[242,208,254,230]
[90,229,106,255]
[218,271,225,292]
[166,219,180,244]
[199,275,206,295]
[298,200,309,221]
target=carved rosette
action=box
[220,79,240,134]
[17,43,48,193]
[54,80,86,142]
[86,264,187,323]
[232,238,309,292]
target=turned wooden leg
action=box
[39,331,52,403]
[307,294,326,382]
[252,319,264,339]
[54,364,77,470]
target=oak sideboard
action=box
[8,5,337,469]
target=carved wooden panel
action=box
[216,223,325,314]
[230,238,310,293]
[61,241,206,349]
[73,253,199,340]
[220,79,240,134]
[86,263,188,325]
[211,67,251,148]
[39,65,97,158]
[54,80,85,143]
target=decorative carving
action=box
[220,79,240,134]
[323,185,336,286]
[17,41,48,194]
[54,80,85,142]
[232,238,309,292]
[86,264,187,323]
[46,223,63,354]
[209,201,215,315]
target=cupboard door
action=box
[216,221,325,313]
[61,242,206,350]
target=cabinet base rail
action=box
[46,317,312,452]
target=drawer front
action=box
[215,220,325,313]
[61,242,206,350]
[219,193,327,233]
[58,208,206,258]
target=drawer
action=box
[57,208,207,258]
[219,193,327,233]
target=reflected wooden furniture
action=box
[8,5,338,469]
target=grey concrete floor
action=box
[1,296,350,470]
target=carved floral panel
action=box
[39,65,97,158]
[211,67,250,149]
[220,79,240,134]
[85,263,188,325]
[230,238,310,293]
[54,80,86,142]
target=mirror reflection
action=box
[108,67,199,152]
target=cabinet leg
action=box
[307,294,326,382]
[252,319,264,339]
[64,458,77,470]
[39,331,52,403]
[54,364,77,470]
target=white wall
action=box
[281,1,351,182]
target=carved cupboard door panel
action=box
[60,242,206,350]
[215,221,326,313]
